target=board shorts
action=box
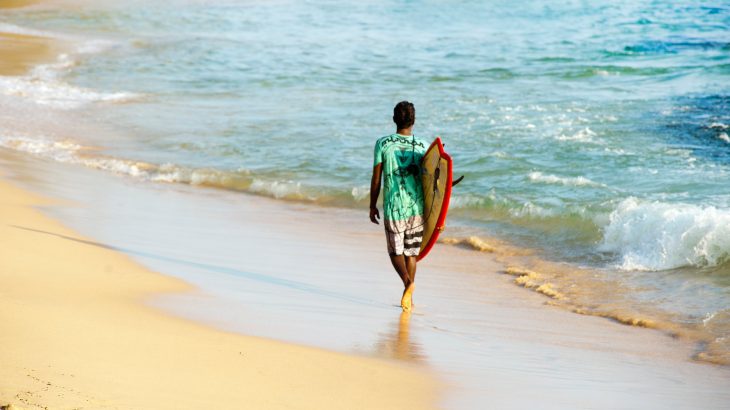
[384,215,424,257]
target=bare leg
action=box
[389,254,414,311]
[404,255,417,309]
[389,254,411,288]
[405,256,417,284]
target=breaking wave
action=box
[599,197,730,271]
[0,24,141,109]
[0,55,141,109]
[0,135,362,204]
[528,171,604,187]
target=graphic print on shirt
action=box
[374,134,427,223]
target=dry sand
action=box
[0,177,439,409]
[0,32,60,76]
[0,0,62,76]
[0,0,39,9]
[0,11,436,410]
[1,1,729,407]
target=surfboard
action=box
[418,137,453,261]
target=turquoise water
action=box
[1,0,729,361]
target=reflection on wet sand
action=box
[376,311,425,362]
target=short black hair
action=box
[393,101,415,129]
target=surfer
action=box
[370,101,427,311]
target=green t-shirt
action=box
[373,134,428,221]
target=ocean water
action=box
[1,0,729,363]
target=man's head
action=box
[393,101,415,129]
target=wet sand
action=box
[2,150,729,409]
[0,0,39,9]
[0,0,61,75]
[0,175,439,409]
[0,16,440,409]
[1,1,729,407]
[0,32,60,76]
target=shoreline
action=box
[4,150,729,408]
[0,0,62,77]
[1,119,726,365]
[0,31,61,77]
[1,2,729,407]
[0,6,726,366]
[0,1,39,10]
[0,14,435,410]
[0,175,441,409]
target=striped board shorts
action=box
[384,215,424,257]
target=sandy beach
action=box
[0,10,439,408]
[0,176,439,409]
[0,1,40,10]
[2,144,730,409]
[0,32,59,76]
[1,0,729,408]
[0,1,58,75]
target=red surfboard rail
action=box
[417,137,453,261]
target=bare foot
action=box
[401,283,415,312]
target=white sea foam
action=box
[75,39,118,55]
[510,201,556,219]
[0,135,81,161]
[0,25,140,109]
[0,135,207,182]
[709,122,728,130]
[603,147,630,155]
[555,127,598,143]
[528,171,603,187]
[449,194,487,209]
[0,134,325,204]
[350,185,369,201]
[717,133,730,143]
[250,179,303,199]
[599,197,730,271]
[0,134,159,177]
[0,51,140,109]
[0,23,51,37]
[0,74,140,109]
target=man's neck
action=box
[396,127,413,136]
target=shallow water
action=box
[4,150,730,409]
[1,0,729,362]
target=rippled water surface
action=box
[1,0,729,362]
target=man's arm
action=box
[369,163,382,224]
